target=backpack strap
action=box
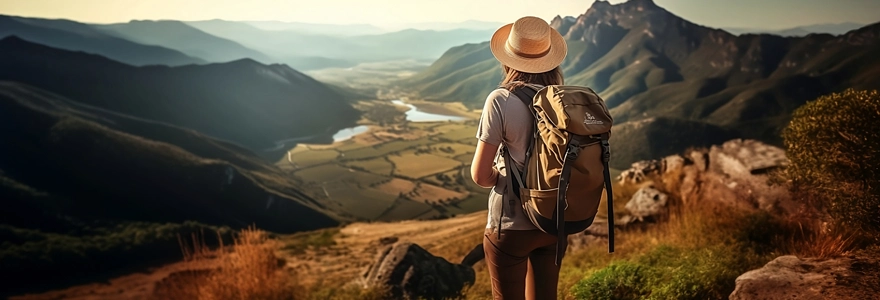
[600,135,614,253]
[494,83,538,239]
[555,137,582,265]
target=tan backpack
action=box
[498,83,614,265]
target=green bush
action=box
[782,89,880,239]
[572,261,650,300]
[572,245,761,300]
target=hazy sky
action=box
[1,0,878,30]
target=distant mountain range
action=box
[0,14,498,71]
[94,20,275,63]
[0,15,205,66]
[724,22,867,37]
[243,20,387,36]
[402,0,880,169]
[186,19,493,67]
[0,36,361,156]
[379,19,505,31]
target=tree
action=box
[782,89,880,239]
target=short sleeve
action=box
[475,89,507,146]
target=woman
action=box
[470,16,568,300]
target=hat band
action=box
[505,41,550,59]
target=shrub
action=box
[572,245,760,300]
[782,89,880,240]
[571,261,650,300]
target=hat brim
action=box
[489,23,567,74]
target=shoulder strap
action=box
[601,137,614,254]
[500,83,538,108]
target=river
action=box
[265,99,467,152]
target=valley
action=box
[1,0,878,299]
[278,98,486,221]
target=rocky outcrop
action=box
[730,249,880,300]
[708,139,788,178]
[362,242,475,300]
[624,185,669,222]
[615,139,794,214]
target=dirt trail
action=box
[286,211,488,287]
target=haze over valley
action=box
[1,0,878,298]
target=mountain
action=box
[402,0,880,168]
[0,36,361,158]
[725,22,868,37]
[381,19,505,31]
[0,80,352,296]
[94,20,274,63]
[187,20,492,66]
[244,20,386,36]
[0,15,204,66]
[186,19,361,70]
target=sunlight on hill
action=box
[156,226,303,300]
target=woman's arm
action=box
[471,140,500,188]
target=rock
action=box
[689,150,709,171]
[362,242,475,300]
[730,251,880,300]
[708,139,788,179]
[624,185,668,221]
[460,244,484,267]
[662,154,686,174]
[378,236,399,245]
[617,159,663,184]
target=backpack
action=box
[497,83,615,265]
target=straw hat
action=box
[490,16,567,74]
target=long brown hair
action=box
[500,64,564,89]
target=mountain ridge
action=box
[0,35,361,157]
[0,14,205,66]
[94,19,274,63]
[401,0,880,168]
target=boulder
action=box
[617,159,663,184]
[730,251,880,300]
[662,154,686,174]
[624,185,669,221]
[708,139,788,179]
[362,242,475,300]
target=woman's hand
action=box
[471,140,500,188]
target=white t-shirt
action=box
[475,85,542,231]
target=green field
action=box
[289,148,339,167]
[282,119,501,222]
[322,181,396,219]
[344,157,394,176]
[294,164,388,186]
[389,152,462,179]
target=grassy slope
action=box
[0,81,351,296]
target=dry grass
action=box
[156,226,303,300]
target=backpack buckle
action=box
[601,140,611,163]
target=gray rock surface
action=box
[730,251,880,300]
[362,241,475,300]
[625,185,669,221]
[709,139,788,179]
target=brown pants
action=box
[483,228,564,300]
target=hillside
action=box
[0,36,361,158]
[0,81,353,296]
[401,0,880,164]
[0,15,204,66]
[94,20,274,63]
